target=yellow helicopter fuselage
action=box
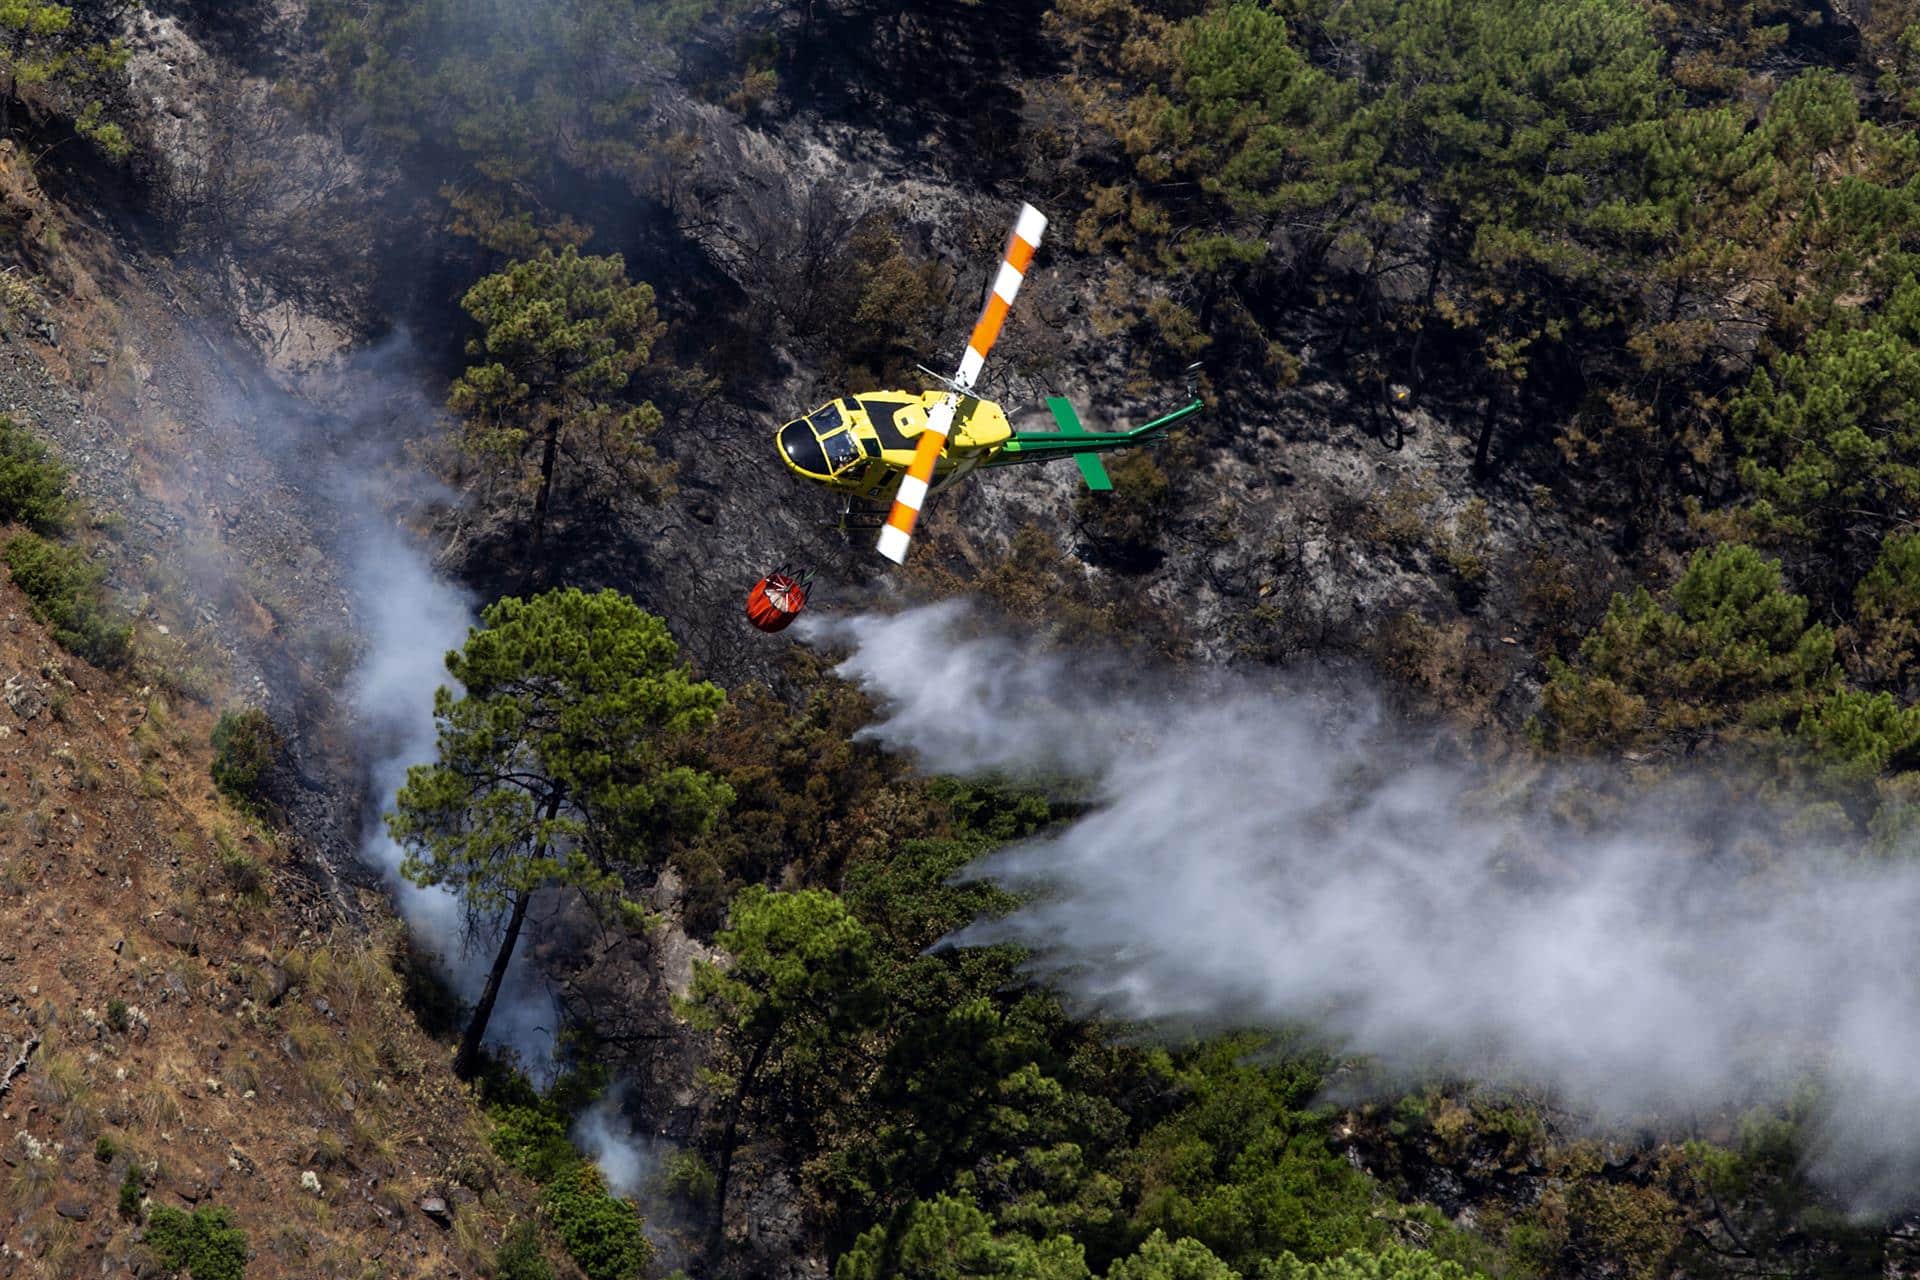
[776,390,1012,499]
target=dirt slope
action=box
[0,569,550,1277]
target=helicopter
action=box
[773,202,1205,564]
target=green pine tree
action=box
[683,886,887,1253]
[1850,532,1920,686]
[390,587,730,1078]
[0,0,133,157]
[1108,1230,1240,1280]
[450,247,672,557]
[1258,1245,1483,1280]
[1732,275,1920,572]
[1535,543,1838,754]
[834,1193,1092,1280]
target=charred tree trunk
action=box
[707,1032,775,1258]
[530,416,562,557]
[1474,383,1501,477]
[454,889,532,1079]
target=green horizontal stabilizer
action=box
[995,396,1203,472]
[1048,396,1113,491]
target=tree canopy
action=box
[391,587,729,1074]
[0,0,134,157]
[450,247,673,555]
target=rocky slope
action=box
[0,563,545,1278]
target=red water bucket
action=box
[746,572,809,632]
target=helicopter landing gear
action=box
[829,497,890,534]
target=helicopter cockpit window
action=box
[779,420,828,476]
[807,405,844,434]
[820,429,861,473]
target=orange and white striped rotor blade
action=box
[877,203,1047,564]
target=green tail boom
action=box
[993,395,1205,489]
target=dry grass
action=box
[315,1243,385,1279]
[452,1204,495,1270]
[1362,478,1439,551]
[312,1127,347,1170]
[133,1054,193,1140]
[212,829,269,907]
[268,1221,312,1263]
[350,1113,399,1171]
[41,1216,79,1275]
[8,1153,56,1211]
[222,1059,262,1097]
[287,1011,348,1109]
[34,1040,88,1105]
[132,691,180,761]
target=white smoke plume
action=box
[803,600,1920,1207]
[573,1089,665,1199]
[346,521,561,1079]
[183,326,564,1075]
[574,1089,696,1268]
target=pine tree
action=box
[1851,532,1920,686]
[0,0,133,156]
[1535,544,1838,754]
[834,1193,1091,1280]
[683,887,887,1253]
[390,587,730,1078]
[449,247,672,557]
[1108,1231,1240,1280]
[1259,1245,1483,1280]
[1733,276,1920,575]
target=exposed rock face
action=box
[724,1156,829,1280]
[2,674,44,721]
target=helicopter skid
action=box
[829,498,893,533]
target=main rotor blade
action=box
[878,203,1047,564]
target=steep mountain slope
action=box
[12,2,1920,1280]
[0,564,548,1278]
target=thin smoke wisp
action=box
[280,338,564,1077]
[345,522,561,1076]
[803,600,1920,1206]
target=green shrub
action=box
[0,417,68,532]
[1731,276,1920,563]
[3,531,132,668]
[217,844,268,904]
[494,1219,554,1280]
[541,1164,649,1280]
[1076,450,1172,570]
[118,1163,145,1220]
[490,1101,579,1184]
[147,1204,250,1280]
[835,1194,1090,1280]
[1259,1244,1485,1279]
[210,709,281,810]
[1799,688,1920,784]
[1128,1038,1377,1270]
[1851,531,1920,685]
[661,1149,716,1206]
[1109,1230,1236,1279]
[1534,543,1836,754]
